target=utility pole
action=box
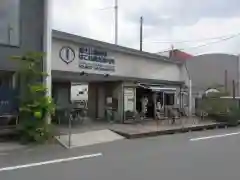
[43,0,53,124]
[237,54,240,107]
[140,16,143,51]
[114,0,118,44]
[233,80,236,99]
[224,70,228,93]
[7,24,13,44]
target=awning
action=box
[148,86,177,92]
[137,83,177,92]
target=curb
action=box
[111,122,240,139]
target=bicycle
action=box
[68,108,87,125]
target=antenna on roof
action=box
[140,16,143,51]
[114,0,118,45]
[170,44,174,58]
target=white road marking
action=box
[190,131,240,141]
[0,153,102,172]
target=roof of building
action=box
[52,30,182,65]
[170,50,193,61]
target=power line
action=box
[159,33,240,53]
[97,6,114,11]
[144,32,240,44]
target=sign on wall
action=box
[124,88,135,112]
[79,47,115,72]
[59,46,75,64]
[59,46,115,72]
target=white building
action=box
[51,30,187,122]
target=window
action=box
[0,0,20,46]
[0,71,13,88]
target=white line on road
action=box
[190,131,240,141]
[0,153,102,172]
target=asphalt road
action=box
[1,128,240,180]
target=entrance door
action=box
[164,93,175,106]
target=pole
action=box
[140,16,143,51]
[7,24,12,44]
[114,0,118,44]
[238,54,240,96]
[68,111,72,148]
[189,79,192,117]
[233,80,236,99]
[224,70,228,93]
[43,0,53,124]
[180,86,182,108]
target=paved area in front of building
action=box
[56,117,218,139]
[110,118,219,138]
[56,129,125,148]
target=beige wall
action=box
[52,39,182,82]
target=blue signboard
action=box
[0,87,19,115]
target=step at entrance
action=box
[56,129,125,149]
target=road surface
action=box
[1,128,240,180]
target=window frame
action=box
[0,0,21,47]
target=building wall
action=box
[186,54,239,95]
[51,39,182,82]
[0,0,44,71]
[88,82,123,121]
[180,64,190,86]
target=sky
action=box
[53,0,240,55]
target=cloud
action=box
[53,0,240,55]
[125,0,240,27]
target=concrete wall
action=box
[0,0,44,71]
[51,38,182,82]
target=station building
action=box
[51,30,188,123]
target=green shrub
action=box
[226,107,240,126]
[12,52,55,143]
[198,90,240,125]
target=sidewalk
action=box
[55,117,230,140]
[110,118,227,139]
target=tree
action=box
[12,52,55,143]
